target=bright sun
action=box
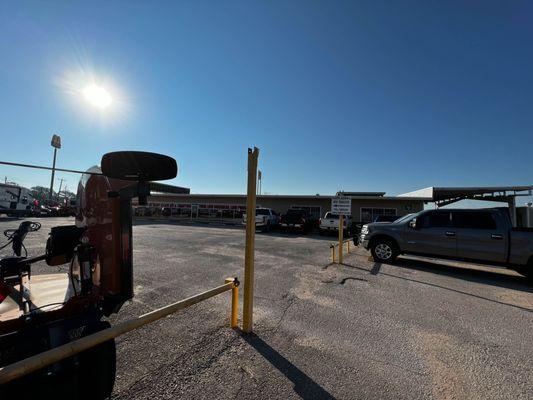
[83,84,112,108]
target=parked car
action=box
[280,209,313,233]
[243,208,279,232]
[358,208,533,279]
[319,212,352,235]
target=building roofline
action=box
[398,185,533,202]
[148,193,427,201]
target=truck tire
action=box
[77,321,116,400]
[370,238,398,263]
[519,258,533,283]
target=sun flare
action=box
[82,84,113,109]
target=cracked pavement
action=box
[2,217,533,399]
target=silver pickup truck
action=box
[358,208,533,279]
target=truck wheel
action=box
[77,321,116,400]
[370,239,398,263]
[519,259,533,284]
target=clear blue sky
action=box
[1,1,532,204]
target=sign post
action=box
[331,196,351,264]
[338,214,344,263]
[243,147,259,334]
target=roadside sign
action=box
[331,197,351,216]
[51,134,61,149]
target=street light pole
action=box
[49,134,61,200]
[57,178,64,201]
[49,148,57,199]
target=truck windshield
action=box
[394,214,414,224]
[256,209,270,215]
[325,213,339,219]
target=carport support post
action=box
[338,214,344,264]
[243,147,259,334]
[508,197,517,227]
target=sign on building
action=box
[331,196,351,216]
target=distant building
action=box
[136,191,425,222]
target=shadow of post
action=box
[241,333,337,400]
[370,262,382,275]
[337,261,533,313]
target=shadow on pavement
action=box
[132,218,243,229]
[132,218,336,241]
[393,257,533,294]
[242,333,337,400]
[339,260,533,313]
[370,262,382,275]
[260,231,337,242]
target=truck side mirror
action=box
[409,218,418,229]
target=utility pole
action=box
[49,134,61,200]
[57,178,64,200]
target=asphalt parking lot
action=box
[2,217,533,399]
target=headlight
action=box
[361,225,369,234]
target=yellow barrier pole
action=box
[243,147,259,334]
[0,280,237,385]
[338,214,344,264]
[226,277,239,328]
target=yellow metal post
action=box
[338,214,344,264]
[0,280,236,385]
[225,278,239,328]
[243,147,259,334]
[347,240,350,253]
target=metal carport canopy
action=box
[398,185,533,207]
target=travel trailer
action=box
[0,183,34,217]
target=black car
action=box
[279,209,314,233]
